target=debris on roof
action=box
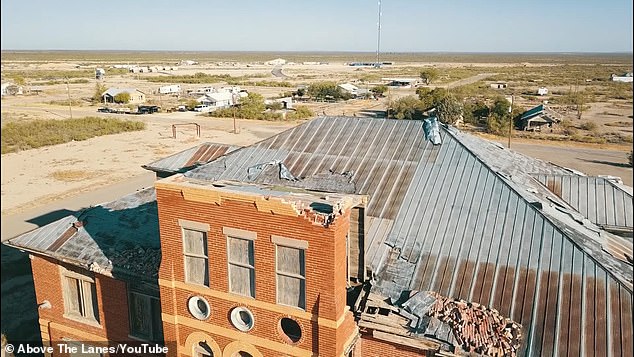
[423,117,442,145]
[143,142,239,174]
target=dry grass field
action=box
[1,51,632,215]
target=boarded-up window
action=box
[183,228,209,286]
[128,291,163,343]
[228,237,255,297]
[276,245,305,309]
[62,275,99,324]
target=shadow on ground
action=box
[579,158,632,168]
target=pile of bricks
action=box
[426,292,522,356]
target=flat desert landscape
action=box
[1,51,632,222]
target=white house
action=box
[196,91,235,109]
[537,87,549,96]
[102,88,146,104]
[611,73,633,83]
[338,83,359,95]
[158,85,181,95]
[1,83,23,96]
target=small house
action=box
[158,85,181,95]
[196,91,235,109]
[520,104,560,131]
[537,87,549,96]
[266,58,287,66]
[490,82,507,89]
[95,68,105,80]
[1,83,23,96]
[382,77,419,88]
[611,73,633,83]
[102,88,146,104]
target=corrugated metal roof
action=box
[6,188,160,279]
[186,116,632,356]
[532,174,633,229]
[143,142,239,174]
[520,104,544,120]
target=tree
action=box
[92,83,107,103]
[13,75,26,86]
[463,100,490,125]
[113,92,131,104]
[419,68,439,85]
[486,97,514,135]
[388,96,425,120]
[436,94,463,125]
[307,82,350,101]
[417,87,449,109]
[370,85,388,97]
[235,92,266,119]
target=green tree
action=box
[486,97,516,135]
[388,96,425,120]
[420,68,439,85]
[13,75,26,86]
[417,87,449,109]
[113,92,131,104]
[436,94,463,125]
[463,100,490,125]
[234,92,266,119]
[92,83,107,103]
[370,85,388,97]
[307,82,350,101]
[491,96,511,118]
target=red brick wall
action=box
[31,255,131,346]
[156,187,357,355]
[360,334,431,357]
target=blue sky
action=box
[1,0,632,52]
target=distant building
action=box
[537,87,549,96]
[611,72,633,83]
[520,104,561,131]
[1,83,23,96]
[196,91,236,109]
[158,84,181,95]
[102,88,146,104]
[179,60,198,66]
[490,82,507,89]
[266,58,287,66]
[95,68,105,80]
[382,77,419,88]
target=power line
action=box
[376,0,382,67]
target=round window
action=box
[230,307,254,332]
[188,296,211,320]
[279,317,302,343]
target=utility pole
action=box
[508,95,513,148]
[376,0,382,67]
[66,77,73,119]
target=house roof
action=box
[5,188,160,280]
[206,91,234,102]
[520,104,544,120]
[102,87,143,97]
[5,116,632,355]
[142,142,239,174]
[339,83,359,92]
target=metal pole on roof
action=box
[508,95,513,148]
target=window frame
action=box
[224,227,257,298]
[60,267,100,327]
[180,220,210,287]
[127,288,163,343]
[274,239,307,310]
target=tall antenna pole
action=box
[376,0,382,67]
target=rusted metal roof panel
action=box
[533,174,633,228]
[142,142,238,174]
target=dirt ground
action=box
[1,57,632,216]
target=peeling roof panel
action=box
[532,174,633,228]
[143,142,239,174]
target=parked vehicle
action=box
[137,105,161,114]
[194,104,212,112]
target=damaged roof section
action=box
[155,175,366,228]
[355,289,522,356]
[142,142,239,175]
[5,188,160,280]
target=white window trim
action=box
[178,219,210,232]
[271,235,308,250]
[223,226,257,240]
[275,244,306,310]
[59,266,101,327]
[182,227,209,287]
[226,235,256,298]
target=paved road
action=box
[271,65,289,78]
[1,171,155,242]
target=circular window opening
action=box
[188,296,211,320]
[230,307,254,332]
[279,317,302,343]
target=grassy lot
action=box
[1,117,146,154]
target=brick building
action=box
[6,116,633,356]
